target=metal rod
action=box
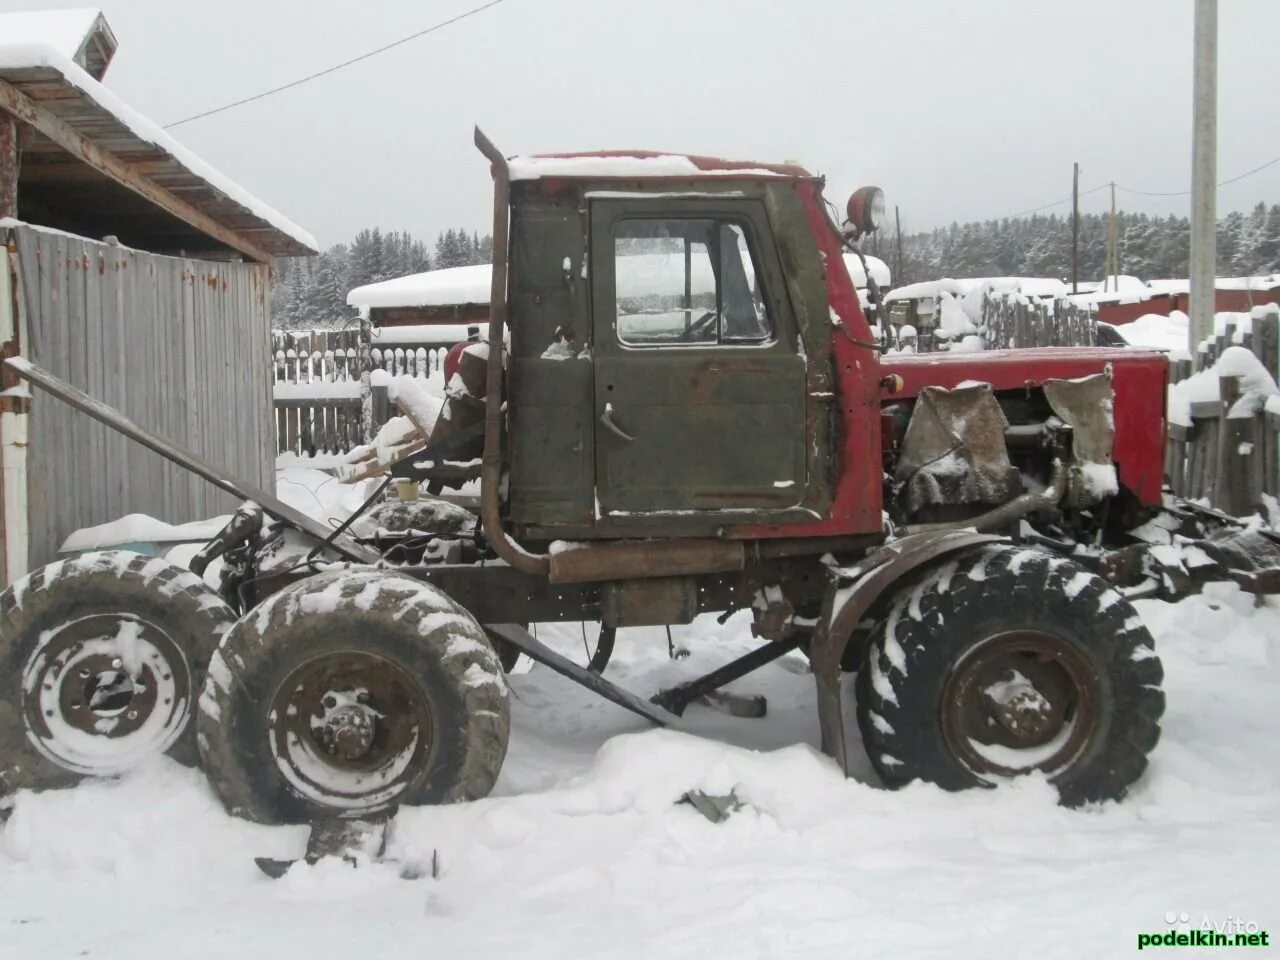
[5,357,380,564]
[651,638,799,717]
[485,623,677,726]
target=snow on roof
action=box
[348,263,492,309]
[1115,310,1192,358]
[886,277,1068,303]
[1066,275,1153,306]
[507,154,802,181]
[0,8,104,60]
[1147,275,1280,295]
[0,27,316,255]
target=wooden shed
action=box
[0,9,316,580]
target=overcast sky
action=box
[9,0,1278,248]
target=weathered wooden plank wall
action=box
[12,225,274,566]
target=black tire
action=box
[198,569,509,824]
[855,545,1164,806]
[0,551,234,792]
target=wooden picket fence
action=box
[1164,311,1280,515]
[272,326,466,457]
[980,295,1098,350]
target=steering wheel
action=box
[678,310,718,342]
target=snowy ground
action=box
[1,580,1277,957]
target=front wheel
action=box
[197,569,509,823]
[856,546,1164,806]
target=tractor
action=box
[3,129,1277,835]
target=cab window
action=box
[613,218,772,346]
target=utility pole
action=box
[1106,181,1118,291]
[1189,0,1218,353]
[894,205,903,285]
[1071,162,1080,295]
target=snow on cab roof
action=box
[0,10,316,256]
[508,152,811,181]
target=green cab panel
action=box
[589,197,809,523]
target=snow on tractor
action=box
[3,129,1279,847]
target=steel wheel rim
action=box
[267,650,435,812]
[941,630,1100,779]
[21,613,191,775]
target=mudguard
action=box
[810,530,1007,774]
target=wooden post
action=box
[1216,374,1255,516]
[370,381,390,434]
[0,113,17,219]
[1252,311,1279,496]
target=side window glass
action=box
[613,218,772,347]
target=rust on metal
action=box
[548,538,745,584]
[940,629,1100,778]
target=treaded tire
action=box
[0,551,234,792]
[198,569,509,824]
[855,545,1164,806]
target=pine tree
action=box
[1254,204,1280,273]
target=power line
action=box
[163,0,511,129]
[1000,183,1107,221]
[992,150,1279,222]
[1116,151,1280,197]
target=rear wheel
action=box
[198,569,509,823]
[855,545,1164,806]
[0,552,233,791]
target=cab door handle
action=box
[601,403,635,442]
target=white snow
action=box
[348,264,493,309]
[1168,345,1279,426]
[508,155,790,181]
[1115,310,1192,357]
[271,380,362,401]
[840,252,891,289]
[0,32,315,252]
[369,324,477,345]
[1,585,1278,956]
[0,9,103,59]
[60,513,230,553]
[387,375,445,429]
[886,276,1069,303]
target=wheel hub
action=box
[21,613,190,775]
[268,651,434,811]
[322,704,376,760]
[942,630,1100,778]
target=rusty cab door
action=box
[589,197,808,530]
